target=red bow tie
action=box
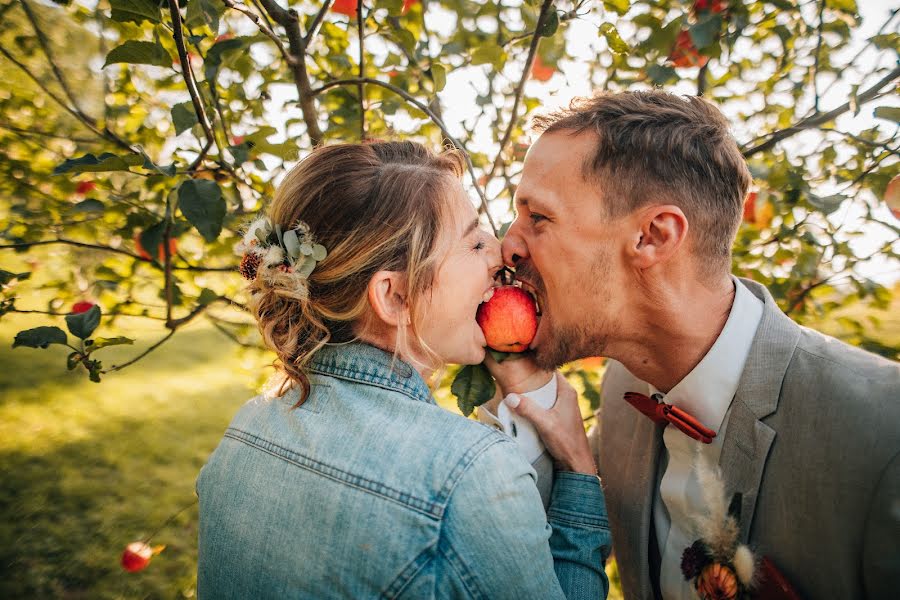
[623,392,717,444]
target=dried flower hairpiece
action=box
[235,216,328,287]
[681,449,757,600]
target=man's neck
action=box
[612,275,736,393]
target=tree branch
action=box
[167,0,215,170]
[741,65,900,157]
[103,330,176,373]
[483,0,555,185]
[811,0,826,113]
[357,0,366,140]
[257,0,324,145]
[221,0,295,66]
[312,77,498,235]
[303,0,334,47]
[0,44,134,152]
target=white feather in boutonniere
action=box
[680,449,756,600]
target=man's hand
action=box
[503,372,597,476]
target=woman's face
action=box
[415,181,502,367]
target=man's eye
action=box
[529,213,547,224]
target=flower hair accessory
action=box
[680,449,757,600]
[235,216,328,286]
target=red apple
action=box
[402,0,418,14]
[885,174,900,220]
[669,30,709,68]
[71,301,95,314]
[476,286,538,353]
[332,0,358,17]
[530,56,555,82]
[134,233,178,262]
[121,542,153,573]
[75,181,96,195]
[742,191,757,223]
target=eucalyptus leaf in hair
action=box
[283,229,301,264]
[312,244,327,261]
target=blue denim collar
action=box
[308,342,435,405]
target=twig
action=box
[0,122,101,144]
[741,65,900,157]
[221,0,295,66]
[811,0,825,113]
[0,44,133,152]
[103,330,176,373]
[167,0,216,170]
[357,0,366,140]
[0,238,234,272]
[303,0,334,47]
[483,0,555,186]
[257,0,325,146]
[312,77,498,235]
[818,8,899,100]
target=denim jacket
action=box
[197,342,611,599]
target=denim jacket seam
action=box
[547,509,609,529]
[224,428,442,519]
[381,543,436,599]
[309,366,431,405]
[434,431,511,505]
[437,536,487,600]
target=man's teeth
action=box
[482,288,495,303]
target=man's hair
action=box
[531,90,752,275]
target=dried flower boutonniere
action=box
[681,450,756,600]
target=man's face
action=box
[502,131,627,369]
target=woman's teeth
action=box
[482,288,495,303]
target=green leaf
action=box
[0,270,30,285]
[109,0,161,25]
[53,152,143,175]
[65,304,101,340]
[186,0,222,34]
[138,220,167,262]
[13,326,68,349]
[178,179,225,242]
[141,154,177,177]
[689,15,722,49]
[873,106,900,123]
[539,10,560,38]
[67,351,83,370]
[451,363,496,417]
[599,23,629,55]
[647,64,677,85]
[197,288,219,305]
[603,0,629,16]
[85,336,134,350]
[72,199,104,213]
[172,102,199,135]
[430,64,447,93]
[487,349,526,363]
[471,45,506,69]
[808,193,846,215]
[104,40,172,68]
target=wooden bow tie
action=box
[623,392,717,444]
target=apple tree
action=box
[1,0,898,400]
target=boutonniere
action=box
[680,450,756,600]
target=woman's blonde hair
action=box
[246,140,466,403]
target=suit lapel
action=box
[718,279,801,542]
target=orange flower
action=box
[696,563,738,600]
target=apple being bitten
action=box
[476,286,538,353]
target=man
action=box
[497,90,899,599]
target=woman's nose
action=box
[501,221,529,268]
[486,235,503,272]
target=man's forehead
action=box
[518,130,596,208]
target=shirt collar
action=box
[649,276,764,435]
[308,342,434,405]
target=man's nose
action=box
[501,221,529,268]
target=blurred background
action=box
[1,0,898,597]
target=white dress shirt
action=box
[477,373,557,507]
[647,277,763,599]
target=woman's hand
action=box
[503,372,597,476]
[483,352,553,395]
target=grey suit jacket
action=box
[589,278,900,599]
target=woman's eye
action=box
[472,240,486,251]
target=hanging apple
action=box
[669,30,709,68]
[885,174,900,220]
[134,233,178,262]
[530,56,556,82]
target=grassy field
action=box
[1,291,896,598]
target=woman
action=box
[196,141,611,599]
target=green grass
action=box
[0,313,268,599]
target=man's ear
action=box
[367,271,410,327]
[628,205,688,269]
